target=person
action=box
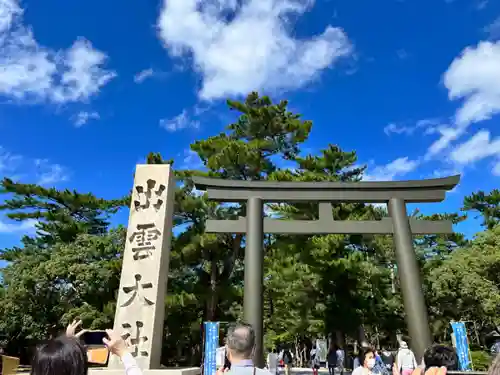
[311,345,320,375]
[396,341,417,375]
[327,346,337,375]
[282,348,293,375]
[32,320,142,375]
[380,347,394,373]
[492,341,500,360]
[216,323,272,375]
[354,344,370,369]
[373,350,388,375]
[353,350,360,369]
[352,347,382,375]
[410,346,457,375]
[422,345,458,371]
[336,346,345,375]
[278,348,284,368]
[267,349,278,375]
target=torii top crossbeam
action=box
[192,175,460,235]
[192,175,460,203]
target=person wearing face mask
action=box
[352,347,382,375]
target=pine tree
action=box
[0,178,127,253]
[0,178,127,355]
[463,189,500,229]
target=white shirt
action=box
[352,367,381,375]
[267,353,278,369]
[352,367,369,375]
[397,349,417,370]
[121,353,143,375]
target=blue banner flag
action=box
[204,322,220,375]
[450,321,471,371]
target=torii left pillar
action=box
[244,197,264,367]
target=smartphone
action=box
[80,330,108,347]
[81,331,109,365]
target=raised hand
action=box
[66,319,88,338]
[102,329,129,358]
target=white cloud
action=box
[160,109,199,132]
[364,157,419,181]
[384,123,412,136]
[449,130,500,166]
[0,218,36,233]
[384,118,441,136]
[157,0,353,100]
[0,146,69,185]
[134,68,154,83]
[444,41,500,127]
[73,111,100,127]
[179,149,203,170]
[0,0,115,104]
[423,40,500,168]
[425,125,464,159]
[34,159,69,186]
[0,146,22,172]
[493,161,500,176]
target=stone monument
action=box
[90,165,199,375]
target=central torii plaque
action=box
[193,174,460,364]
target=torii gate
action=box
[192,175,460,365]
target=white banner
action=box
[316,339,327,362]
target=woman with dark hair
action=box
[282,348,293,375]
[423,344,458,371]
[352,347,382,375]
[327,345,337,375]
[31,336,88,375]
[31,324,141,375]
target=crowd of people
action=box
[351,343,458,375]
[219,324,500,375]
[262,337,489,375]
[4,320,500,375]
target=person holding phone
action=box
[31,319,143,375]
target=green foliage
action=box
[470,350,491,371]
[0,228,125,353]
[0,91,497,366]
[463,189,500,230]
[0,178,126,248]
[425,226,500,337]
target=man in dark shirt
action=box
[380,347,394,372]
[423,344,458,371]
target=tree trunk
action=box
[358,326,369,347]
[207,259,219,321]
[335,330,346,348]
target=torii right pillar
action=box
[389,197,431,362]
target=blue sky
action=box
[1,0,500,254]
